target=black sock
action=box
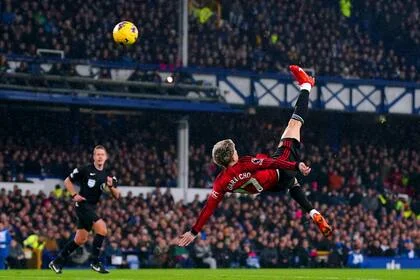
[289,183,313,213]
[291,89,310,124]
[56,240,79,264]
[90,234,105,264]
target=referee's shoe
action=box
[90,261,110,274]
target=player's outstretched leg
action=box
[289,178,333,238]
[286,65,333,238]
[281,65,315,141]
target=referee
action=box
[49,145,120,274]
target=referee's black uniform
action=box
[69,164,112,231]
[50,163,116,274]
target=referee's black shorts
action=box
[75,202,99,231]
[270,138,301,191]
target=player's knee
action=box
[75,236,88,245]
[288,178,300,190]
[287,119,302,128]
[95,224,108,236]
[100,227,108,236]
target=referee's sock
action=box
[90,234,105,264]
[56,240,79,264]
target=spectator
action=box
[367,240,383,257]
[328,238,349,268]
[7,239,25,269]
[213,241,229,268]
[104,241,123,268]
[193,238,217,269]
[151,239,169,268]
[0,55,10,73]
[402,240,417,259]
[52,185,65,198]
[347,239,365,268]
[361,189,379,212]
[260,241,278,268]
[138,233,153,267]
[170,245,193,268]
[383,240,399,257]
[292,239,312,268]
[0,221,11,269]
[243,242,260,269]
[329,170,344,191]
[23,233,45,269]
[225,241,242,268]
[278,237,291,268]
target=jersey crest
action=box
[87,179,96,188]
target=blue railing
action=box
[3,54,420,114]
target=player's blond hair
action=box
[212,139,235,167]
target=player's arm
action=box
[244,156,311,176]
[177,187,224,247]
[107,176,121,199]
[66,167,86,202]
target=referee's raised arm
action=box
[106,176,121,200]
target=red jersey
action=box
[191,155,299,234]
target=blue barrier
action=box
[364,257,420,269]
[0,90,241,113]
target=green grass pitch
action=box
[1,269,419,280]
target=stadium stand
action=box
[0,0,419,81]
[1,108,419,193]
[0,107,418,268]
[0,0,418,272]
[1,181,418,269]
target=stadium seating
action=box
[1,107,418,268]
[1,108,419,193]
[1,183,418,269]
[0,0,418,271]
[0,0,418,81]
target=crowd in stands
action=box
[0,0,419,82]
[0,109,178,187]
[0,182,418,269]
[1,0,419,269]
[1,109,419,204]
[1,109,419,199]
[0,106,419,269]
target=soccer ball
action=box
[112,21,139,45]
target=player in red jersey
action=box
[177,65,333,247]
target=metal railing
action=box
[0,72,222,102]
